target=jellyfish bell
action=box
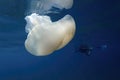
[25,13,75,56]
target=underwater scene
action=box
[0,0,120,80]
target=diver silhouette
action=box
[75,44,107,56]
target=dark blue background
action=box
[0,0,120,80]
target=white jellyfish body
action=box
[25,0,76,56]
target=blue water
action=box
[0,0,120,80]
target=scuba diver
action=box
[75,44,107,56]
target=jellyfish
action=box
[24,0,76,56]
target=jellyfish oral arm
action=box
[26,0,73,15]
